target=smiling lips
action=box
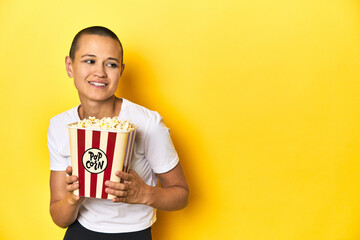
[89,81,107,87]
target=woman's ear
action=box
[65,56,74,78]
[120,63,125,77]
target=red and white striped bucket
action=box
[67,125,137,199]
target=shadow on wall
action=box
[116,51,202,239]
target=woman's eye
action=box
[106,63,118,68]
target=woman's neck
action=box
[78,96,122,120]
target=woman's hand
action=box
[104,170,150,204]
[64,166,84,205]
[104,163,189,211]
[50,167,85,228]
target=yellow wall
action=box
[1,0,360,239]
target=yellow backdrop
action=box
[1,0,360,239]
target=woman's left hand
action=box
[104,170,150,204]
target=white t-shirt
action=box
[47,99,179,233]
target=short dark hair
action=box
[69,26,123,64]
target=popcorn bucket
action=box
[67,124,137,199]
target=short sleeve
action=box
[47,120,68,171]
[144,112,179,174]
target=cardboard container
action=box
[67,124,137,199]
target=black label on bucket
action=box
[82,148,108,174]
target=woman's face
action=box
[66,34,124,103]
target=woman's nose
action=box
[93,63,107,78]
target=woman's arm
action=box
[49,166,84,228]
[146,163,189,211]
[105,163,189,211]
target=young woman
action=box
[48,26,189,240]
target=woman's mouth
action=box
[89,81,107,87]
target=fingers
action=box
[105,180,128,190]
[66,166,73,176]
[63,166,84,205]
[65,174,79,193]
[67,192,84,205]
[65,181,80,192]
[116,171,132,181]
[105,187,127,198]
[65,174,78,184]
[65,167,79,193]
[104,180,129,201]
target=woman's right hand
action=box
[50,167,84,228]
[64,166,84,205]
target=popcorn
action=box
[67,116,138,199]
[71,116,135,131]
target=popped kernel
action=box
[72,117,136,131]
